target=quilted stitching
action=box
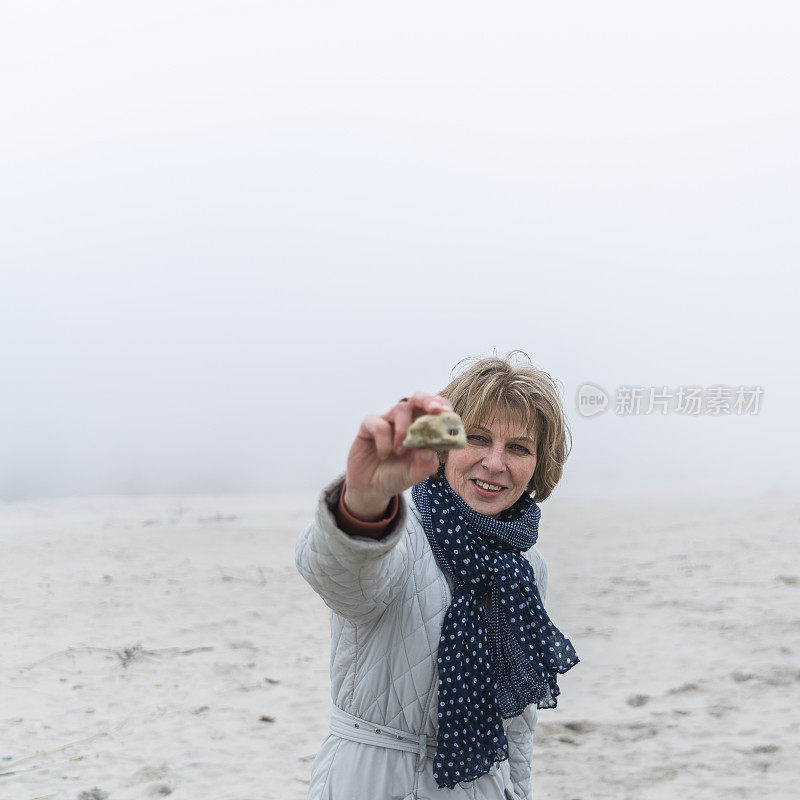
[295,479,549,800]
[294,476,410,626]
[504,705,538,800]
[357,547,445,730]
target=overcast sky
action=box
[1,1,798,503]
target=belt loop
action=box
[416,733,427,773]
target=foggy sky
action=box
[2,1,798,503]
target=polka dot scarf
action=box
[412,468,579,790]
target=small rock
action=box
[626,694,650,707]
[148,784,173,797]
[668,682,700,694]
[403,412,466,451]
[259,715,275,723]
[2,755,13,761]
[78,789,109,800]
[563,720,596,733]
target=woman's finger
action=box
[389,400,414,452]
[408,391,454,416]
[362,415,394,460]
[407,448,440,484]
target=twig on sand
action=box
[115,645,159,667]
[154,645,214,657]
[18,644,214,671]
[0,763,43,781]
[20,645,120,671]
[111,644,213,667]
[115,644,215,666]
[0,718,129,776]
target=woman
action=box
[295,354,579,800]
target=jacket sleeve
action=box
[294,474,411,627]
[505,547,549,800]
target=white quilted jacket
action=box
[294,476,548,800]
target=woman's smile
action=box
[471,478,505,494]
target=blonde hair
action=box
[438,351,572,502]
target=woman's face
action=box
[444,412,537,518]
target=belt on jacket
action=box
[329,704,438,773]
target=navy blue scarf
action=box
[412,468,579,790]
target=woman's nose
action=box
[481,445,506,472]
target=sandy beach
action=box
[2,490,798,800]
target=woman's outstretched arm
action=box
[294,392,452,623]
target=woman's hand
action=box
[344,392,453,521]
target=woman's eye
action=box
[467,435,487,443]
[510,444,531,454]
